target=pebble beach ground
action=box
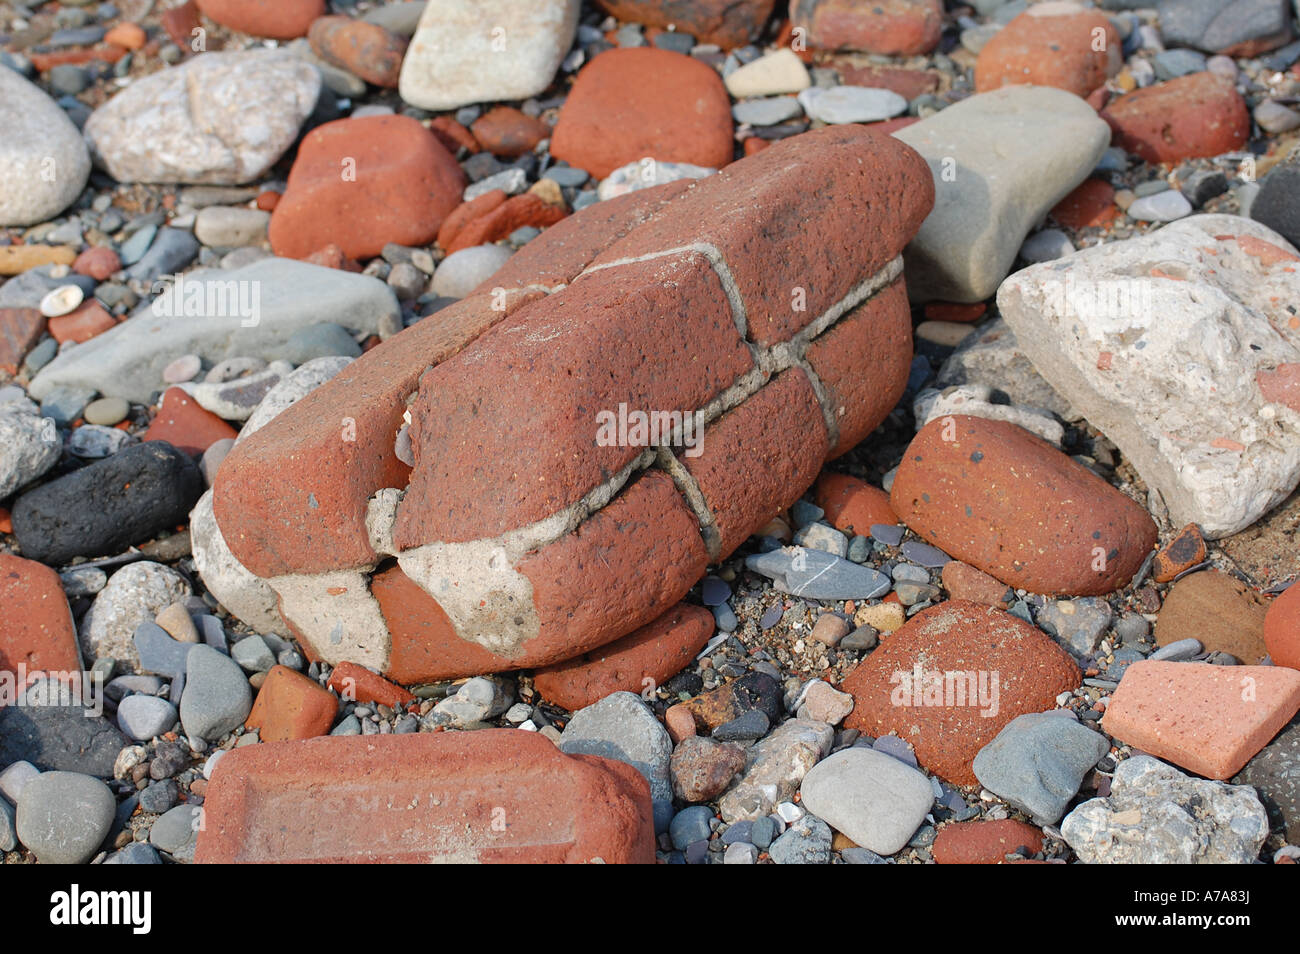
[1,0,1300,873]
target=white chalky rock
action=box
[913,383,1065,445]
[998,214,1300,537]
[0,65,91,227]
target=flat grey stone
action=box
[179,644,251,742]
[799,747,932,855]
[973,712,1110,825]
[1038,597,1113,662]
[560,691,673,804]
[768,813,833,864]
[745,547,891,600]
[116,694,179,742]
[149,803,201,860]
[15,771,115,864]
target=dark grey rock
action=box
[125,227,200,282]
[0,702,125,777]
[179,644,252,741]
[768,813,832,864]
[1233,714,1300,843]
[973,712,1110,825]
[1252,152,1300,248]
[669,804,713,850]
[713,708,770,742]
[12,441,204,564]
[1156,0,1293,54]
[104,842,161,864]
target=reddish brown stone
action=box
[890,415,1157,596]
[923,302,986,323]
[670,735,747,802]
[1102,660,1300,779]
[1259,364,1300,414]
[471,107,551,159]
[941,561,1011,607]
[550,47,734,179]
[429,116,480,156]
[0,553,81,680]
[814,472,899,535]
[195,0,324,39]
[683,368,829,559]
[533,604,714,711]
[666,703,696,742]
[47,301,115,344]
[307,15,406,88]
[302,243,362,272]
[194,730,655,863]
[161,0,203,47]
[436,190,508,251]
[742,137,771,156]
[791,0,943,56]
[245,665,337,742]
[1151,523,1207,583]
[73,246,122,281]
[1103,72,1250,164]
[975,4,1120,98]
[445,194,567,253]
[268,115,466,261]
[841,600,1082,785]
[255,191,280,212]
[837,65,942,100]
[144,387,239,457]
[933,819,1044,864]
[593,0,776,48]
[1154,570,1269,664]
[0,308,45,375]
[326,660,415,708]
[104,22,147,50]
[1265,583,1300,671]
[1050,177,1119,230]
[28,45,129,71]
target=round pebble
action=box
[82,396,129,426]
[163,353,202,384]
[39,284,84,318]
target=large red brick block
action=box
[1102,72,1250,164]
[593,0,776,48]
[269,115,466,261]
[210,126,933,684]
[196,0,324,39]
[790,0,943,56]
[0,553,81,680]
[841,600,1081,785]
[974,3,1121,98]
[891,415,1156,595]
[194,731,655,863]
[550,47,734,179]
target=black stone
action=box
[0,703,126,777]
[12,441,203,565]
[1179,168,1228,208]
[1252,153,1300,249]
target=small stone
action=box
[116,694,179,742]
[15,771,115,864]
[768,813,833,864]
[670,735,747,802]
[799,747,932,855]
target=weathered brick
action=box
[683,368,828,559]
[933,819,1044,864]
[813,472,899,535]
[437,190,508,251]
[0,308,45,375]
[445,194,567,253]
[268,115,466,261]
[0,553,81,680]
[804,276,912,456]
[394,251,751,548]
[890,415,1156,595]
[974,4,1121,98]
[308,15,406,88]
[245,664,337,742]
[588,125,933,345]
[326,659,415,708]
[593,0,776,48]
[194,731,655,863]
[1102,72,1250,164]
[791,0,943,56]
[144,387,239,457]
[534,603,714,710]
[195,0,324,39]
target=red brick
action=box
[517,470,711,665]
[804,277,912,456]
[1102,72,1250,164]
[791,0,943,56]
[837,64,942,99]
[589,126,932,346]
[684,368,829,558]
[194,731,655,863]
[73,246,121,281]
[1102,660,1300,779]
[437,190,509,251]
[0,553,81,680]
[446,194,567,253]
[0,308,45,375]
[326,660,415,708]
[471,107,551,159]
[841,600,1082,785]
[923,301,986,323]
[245,665,337,742]
[47,301,115,344]
[195,0,324,39]
[975,4,1121,98]
[933,819,1044,864]
[28,45,129,71]
[1266,583,1300,671]
[161,0,203,47]
[593,0,776,48]
[890,415,1157,596]
[307,15,406,88]
[1050,177,1118,230]
[940,561,1010,607]
[144,387,239,457]
[1154,570,1269,664]
[814,472,899,535]
[393,250,751,547]
[268,115,466,261]
[550,48,734,179]
[534,603,714,710]
[215,295,521,578]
